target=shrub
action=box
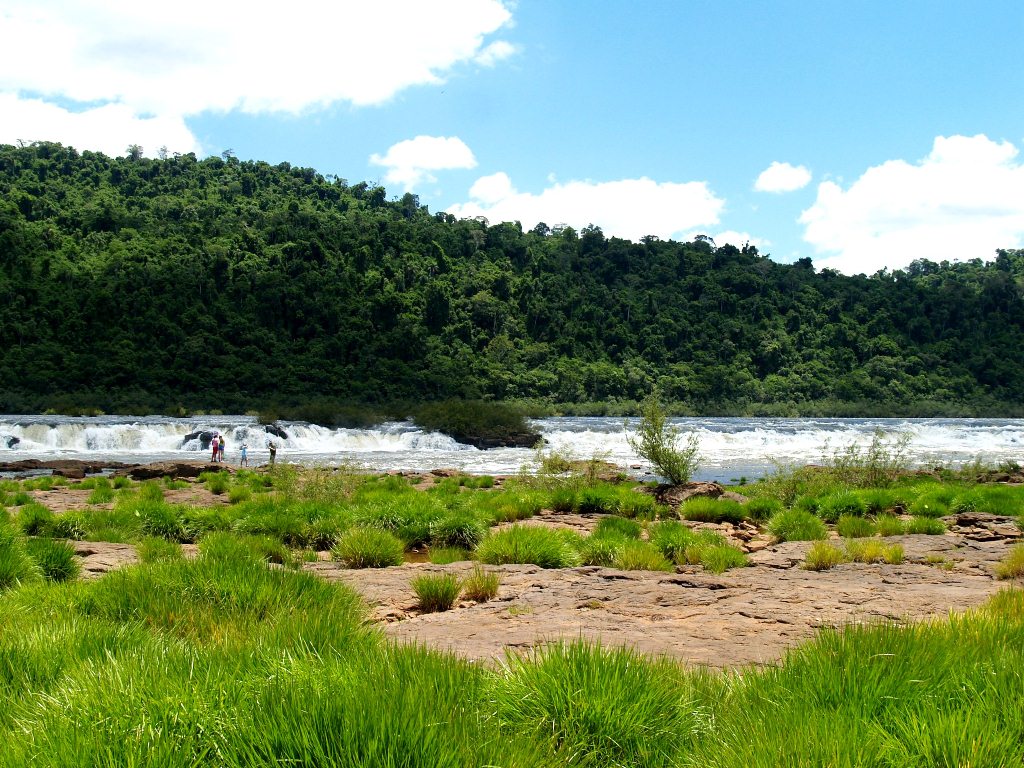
[461,564,500,601]
[429,513,487,550]
[613,541,674,572]
[136,536,185,563]
[333,527,405,568]
[24,537,80,582]
[905,516,946,535]
[429,547,471,564]
[995,544,1024,580]
[767,509,828,542]
[874,514,906,537]
[17,502,55,536]
[817,491,866,523]
[593,516,642,540]
[626,393,700,485]
[837,514,875,538]
[745,496,783,522]
[680,497,746,524]
[411,572,462,612]
[803,541,847,571]
[476,525,581,569]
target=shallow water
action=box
[2,414,1021,483]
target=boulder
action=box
[2,435,19,449]
[126,462,228,480]
[182,430,216,449]
[265,424,290,440]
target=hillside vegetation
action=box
[2,142,1023,416]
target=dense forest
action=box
[1,141,1023,417]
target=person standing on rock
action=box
[211,434,219,463]
[268,440,277,467]
[239,442,248,467]
[219,435,227,463]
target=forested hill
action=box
[2,141,1023,417]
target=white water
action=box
[2,415,1022,482]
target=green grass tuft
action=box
[476,525,581,569]
[767,509,828,542]
[803,541,847,571]
[837,514,875,538]
[462,564,500,601]
[995,544,1024,580]
[411,572,462,612]
[332,527,405,568]
[24,538,80,582]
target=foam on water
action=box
[2,414,1022,482]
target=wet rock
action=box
[650,481,726,508]
[126,462,228,480]
[2,435,19,449]
[265,423,290,440]
[0,459,131,477]
[182,430,216,449]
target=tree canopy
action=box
[2,142,1023,417]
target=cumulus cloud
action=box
[370,135,477,191]
[448,173,724,242]
[800,135,1024,274]
[0,93,200,157]
[0,0,515,155]
[755,161,812,193]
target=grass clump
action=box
[874,514,906,536]
[476,525,581,569]
[462,565,500,601]
[905,516,946,535]
[411,572,462,612]
[837,514,875,538]
[846,540,904,564]
[613,541,674,572]
[680,496,746,524]
[429,513,487,550]
[24,538,80,582]
[17,502,55,536]
[429,547,471,564]
[745,496,783,522]
[593,516,642,540]
[816,491,866,523]
[697,545,749,573]
[995,544,1024,580]
[50,512,88,540]
[493,641,693,768]
[767,509,828,542]
[577,484,621,514]
[332,527,405,568]
[803,541,847,571]
[199,471,230,495]
[0,524,39,589]
[136,536,185,563]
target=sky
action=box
[1,0,1023,275]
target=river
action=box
[2,415,1021,483]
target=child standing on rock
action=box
[239,442,248,467]
[210,434,219,462]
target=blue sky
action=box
[2,0,1022,273]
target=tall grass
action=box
[767,509,827,542]
[476,525,581,568]
[332,527,405,568]
[411,572,462,612]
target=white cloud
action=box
[0,0,514,115]
[755,161,812,193]
[369,135,477,191]
[0,1,515,156]
[800,135,1024,274]
[448,173,724,241]
[0,93,200,157]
